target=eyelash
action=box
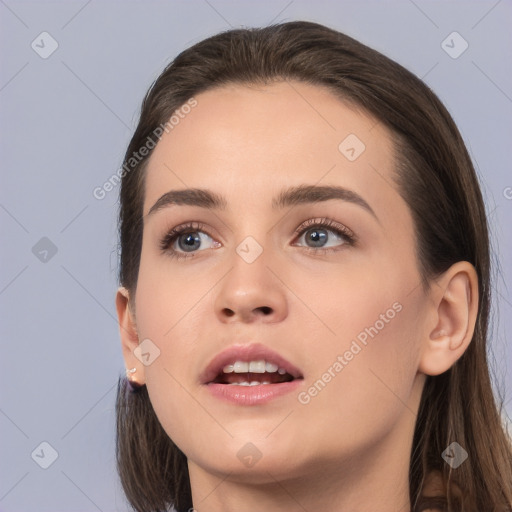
[159,218,356,261]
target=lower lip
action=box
[205,380,302,405]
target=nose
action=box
[213,249,288,324]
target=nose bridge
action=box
[225,204,276,267]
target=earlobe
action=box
[116,286,145,385]
[418,261,479,377]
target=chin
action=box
[186,435,306,480]
[199,452,306,485]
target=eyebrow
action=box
[146,184,378,221]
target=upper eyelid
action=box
[164,218,349,236]
[293,218,355,239]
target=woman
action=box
[114,21,512,512]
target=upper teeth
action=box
[222,360,287,375]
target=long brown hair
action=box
[115,21,512,512]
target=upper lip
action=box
[200,343,304,384]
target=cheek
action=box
[298,285,424,440]
[288,251,412,349]
[133,246,218,417]
[135,241,211,340]
[292,257,423,430]
[132,260,209,451]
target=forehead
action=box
[142,81,402,223]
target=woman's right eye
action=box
[159,222,218,260]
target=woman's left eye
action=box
[292,218,355,253]
[159,218,355,260]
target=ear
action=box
[418,261,479,376]
[116,286,145,385]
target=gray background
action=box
[1,1,511,510]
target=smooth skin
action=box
[116,81,478,512]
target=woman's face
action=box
[131,81,430,485]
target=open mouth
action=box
[201,344,304,388]
[201,345,303,404]
[211,360,298,386]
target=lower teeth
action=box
[229,381,271,386]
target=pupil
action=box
[308,229,327,247]
[179,232,201,252]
